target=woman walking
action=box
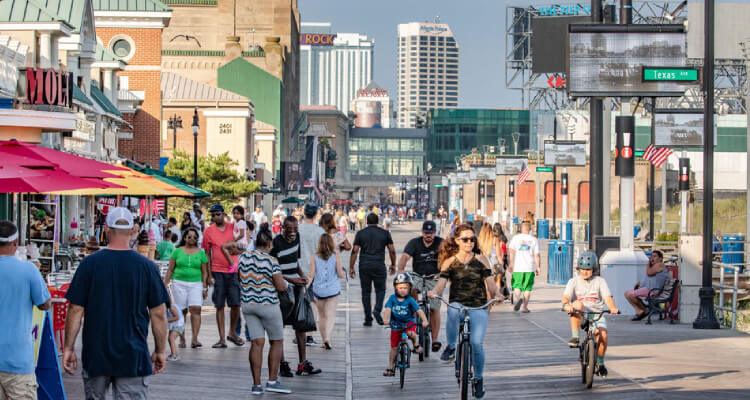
[164,227,209,348]
[320,213,352,255]
[492,223,509,297]
[238,224,292,395]
[307,233,345,349]
[429,224,504,399]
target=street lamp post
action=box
[168,114,182,150]
[512,131,521,155]
[191,107,199,187]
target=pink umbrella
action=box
[0,140,127,179]
[0,169,124,193]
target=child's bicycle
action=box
[385,322,412,389]
[563,308,619,389]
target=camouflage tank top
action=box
[440,256,492,308]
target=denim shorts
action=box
[212,272,241,308]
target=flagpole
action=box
[649,97,656,241]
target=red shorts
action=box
[390,322,416,347]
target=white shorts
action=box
[171,280,204,310]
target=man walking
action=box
[63,208,169,398]
[508,220,541,313]
[298,203,325,346]
[350,213,396,326]
[252,205,266,233]
[397,220,444,352]
[271,216,321,377]
[203,204,244,348]
[0,221,50,399]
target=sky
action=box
[298,0,514,109]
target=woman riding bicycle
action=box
[428,223,504,399]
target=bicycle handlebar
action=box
[434,296,499,311]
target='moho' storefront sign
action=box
[21,68,73,108]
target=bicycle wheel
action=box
[584,337,596,388]
[417,324,426,362]
[421,304,431,359]
[459,341,472,400]
[399,344,408,389]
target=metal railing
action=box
[713,261,742,330]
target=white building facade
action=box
[300,22,374,115]
[351,81,394,128]
[397,22,459,128]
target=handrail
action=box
[712,261,741,330]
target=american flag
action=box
[642,144,673,168]
[517,162,530,185]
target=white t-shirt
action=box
[509,233,540,273]
[233,219,249,248]
[189,211,204,231]
[252,211,265,230]
[298,221,325,276]
[501,210,509,224]
[563,276,612,313]
[338,215,348,227]
[169,225,181,243]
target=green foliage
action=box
[656,232,679,242]
[164,150,259,213]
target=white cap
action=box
[106,207,134,229]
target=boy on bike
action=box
[561,251,619,377]
[382,273,428,377]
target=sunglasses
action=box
[211,213,223,217]
[185,235,198,239]
[457,237,476,243]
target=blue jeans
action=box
[445,303,489,381]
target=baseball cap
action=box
[422,220,436,233]
[209,204,224,213]
[304,202,319,217]
[106,207,134,229]
[193,202,201,207]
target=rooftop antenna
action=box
[435,15,440,24]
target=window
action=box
[372,155,386,175]
[109,35,136,61]
[388,158,400,175]
[414,140,424,152]
[359,138,372,150]
[387,139,400,152]
[349,138,359,151]
[349,155,358,174]
[460,135,476,149]
[459,124,477,133]
[372,139,385,152]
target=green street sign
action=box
[642,67,699,82]
[635,151,644,157]
[433,184,443,188]
[536,167,553,172]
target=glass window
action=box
[372,139,385,152]
[414,140,424,152]
[359,155,372,175]
[459,124,477,133]
[349,155,358,174]
[359,138,372,150]
[460,135,476,150]
[400,157,414,175]
[349,138,359,152]
[401,139,415,152]
[387,139,400,152]
[388,157,400,175]
[112,38,132,58]
[372,155,386,175]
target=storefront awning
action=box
[126,164,211,198]
[47,167,192,196]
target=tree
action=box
[165,150,259,213]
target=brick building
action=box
[92,0,172,167]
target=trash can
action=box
[560,221,573,240]
[548,240,574,284]
[633,225,642,239]
[721,235,745,273]
[537,219,549,239]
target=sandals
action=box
[631,312,648,321]
[212,342,227,348]
[383,369,395,376]
[191,342,202,348]
[226,335,245,346]
[432,342,442,352]
[412,345,423,354]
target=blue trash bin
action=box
[721,235,745,273]
[633,225,642,239]
[548,240,574,285]
[537,219,549,239]
[513,217,520,224]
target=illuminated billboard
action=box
[300,33,337,46]
[567,25,690,97]
[495,157,526,176]
[654,113,703,147]
[543,140,587,166]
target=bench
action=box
[638,277,681,325]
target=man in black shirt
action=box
[397,220,444,352]
[350,213,396,326]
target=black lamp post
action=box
[167,114,182,150]
[191,107,199,187]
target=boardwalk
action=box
[61,222,750,399]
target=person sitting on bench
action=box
[624,250,669,321]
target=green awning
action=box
[90,84,122,117]
[73,85,93,105]
[127,163,211,198]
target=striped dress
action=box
[238,249,281,305]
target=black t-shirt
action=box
[65,249,169,377]
[353,225,393,268]
[404,236,444,276]
[270,235,301,276]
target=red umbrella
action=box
[0,140,128,179]
[0,169,123,193]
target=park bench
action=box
[638,277,681,325]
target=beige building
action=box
[397,22,459,128]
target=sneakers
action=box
[296,360,322,375]
[473,379,485,399]
[279,361,294,378]
[167,354,180,361]
[363,320,373,327]
[265,381,292,394]
[568,337,579,348]
[373,312,384,325]
[306,335,316,346]
[513,298,523,312]
[250,385,264,396]
[595,364,608,377]
[440,347,456,362]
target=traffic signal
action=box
[679,158,690,191]
[509,180,515,198]
[561,173,568,195]
[615,116,635,177]
[478,180,485,196]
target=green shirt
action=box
[170,248,208,282]
[156,241,175,261]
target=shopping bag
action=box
[279,286,296,325]
[292,287,317,332]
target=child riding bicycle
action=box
[382,273,428,377]
[561,251,619,377]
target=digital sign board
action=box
[495,157,526,176]
[654,113,703,147]
[567,25,690,97]
[543,140,587,166]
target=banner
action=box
[35,310,66,400]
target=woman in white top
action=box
[307,233,344,349]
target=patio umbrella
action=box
[0,140,127,179]
[281,196,304,204]
[48,167,191,196]
[0,169,123,193]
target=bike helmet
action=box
[393,272,413,288]
[577,251,597,270]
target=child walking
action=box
[382,273,428,376]
[167,298,185,361]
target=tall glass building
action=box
[427,109,530,169]
[348,128,427,178]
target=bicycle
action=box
[562,309,619,389]
[411,272,437,362]
[385,322,413,389]
[436,296,499,400]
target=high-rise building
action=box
[300,22,374,114]
[397,22,459,128]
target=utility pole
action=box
[588,0,604,250]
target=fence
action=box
[713,262,742,330]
